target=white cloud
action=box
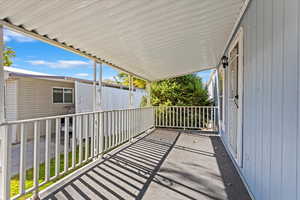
[103,76,115,81]
[27,60,90,69]
[4,29,36,42]
[75,73,89,77]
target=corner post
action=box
[98,62,104,158]
[0,24,11,200]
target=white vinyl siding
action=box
[221,0,300,200]
[5,79,18,121]
[15,77,74,142]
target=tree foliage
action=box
[114,72,146,89]
[146,74,211,107]
[3,46,16,66]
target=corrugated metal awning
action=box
[0,0,246,81]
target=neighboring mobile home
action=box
[206,69,218,105]
[4,67,146,143]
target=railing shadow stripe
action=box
[93,165,141,191]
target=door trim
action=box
[227,27,244,167]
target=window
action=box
[53,88,73,104]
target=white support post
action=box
[146,81,151,107]
[98,62,102,111]
[216,68,221,133]
[0,24,11,200]
[93,61,97,112]
[129,75,133,109]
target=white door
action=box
[227,28,244,166]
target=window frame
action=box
[52,87,74,104]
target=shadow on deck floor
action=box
[41,129,251,200]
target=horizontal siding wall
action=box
[5,79,18,121]
[17,77,74,120]
[222,0,300,200]
[16,77,74,142]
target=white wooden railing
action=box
[0,106,217,199]
[154,106,218,131]
[0,107,154,200]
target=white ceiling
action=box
[0,0,245,81]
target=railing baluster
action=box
[55,118,60,177]
[133,109,135,137]
[183,107,186,129]
[120,110,123,144]
[94,113,99,158]
[109,111,111,148]
[90,114,94,159]
[78,115,83,165]
[33,121,40,198]
[116,110,118,144]
[3,107,169,198]
[85,115,89,160]
[191,107,193,128]
[202,107,205,128]
[71,116,76,168]
[112,111,115,147]
[157,107,160,127]
[206,107,209,128]
[198,107,201,129]
[194,107,197,128]
[19,123,26,194]
[64,117,69,172]
[104,112,108,151]
[99,112,104,156]
[115,111,118,145]
[127,109,129,140]
[176,107,178,127]
[187,107,190,128]
[45,120,51,180]
[172,107,175,127]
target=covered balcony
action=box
[0,0,259,199]
[0,106,251,200]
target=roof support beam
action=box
[0,19,150,82]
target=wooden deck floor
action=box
[40,129,251,200]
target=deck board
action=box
[41,129,251,200]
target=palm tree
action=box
[3,46,16,66]
[114,72,146,89]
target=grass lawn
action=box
[9,134,129,199]
[10,145,91,199]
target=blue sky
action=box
[4,29,212,83]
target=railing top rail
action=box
[0,106,153,126]
[154,105,217,108]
